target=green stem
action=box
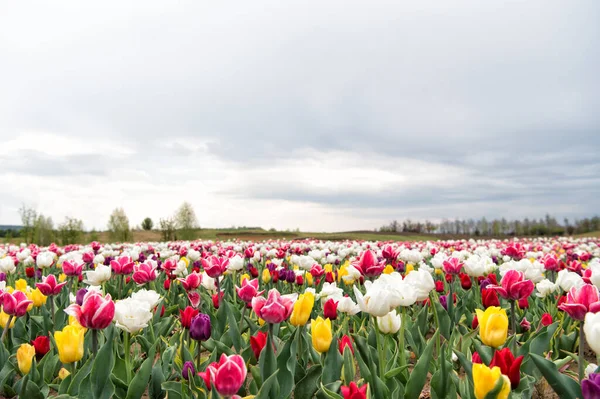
[399,307,407,368]
[510,300,517,353]
[430,292,441,358]
[124,331,132,384]
[238,306,246,333]
[373,317,385,377]
[579,321,585,383]
[50,297,55,326]
[92,329,98,357]
[0,315,13,342]
[196,339,202,371]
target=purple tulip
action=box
[583,373,600,399]
[480,279,491,291]
[0,272,6,282]
[76,288,88,306]
[190,313,211,341]
[285,270,296,283]
[182,361,195,380]
[439,295,448,310]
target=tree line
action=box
[2,201,200,245]
[379,214,600,236]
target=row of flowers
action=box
[0,236,599,398]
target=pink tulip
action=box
[202,256,229,278]
[1,291,33,317]
[251,289,295,324]
[132,262,158,285]
[558,284,600,321]
[82,252,95,264]
[488,270,534,301]
[236,278,263,303]
[65,291,115,329]
[442,257,463,275]
[110,256,134,275]
[36,274,68,296]
[178,272,202,291]
[541,254,559,272]
[213,354,247,397]
[352,250,385,277]
[62,260,83,276]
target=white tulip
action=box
[318,283,344,301]
[114,298,153,334]
[93,254,105,265]
[342,265,362,285]
[556,270,584,292]
[36,252,55,268]
[84,264,112,286]
[403,269,435,301]
[131,289,162,310]
[174,260,188,277]
[228,255,245,271]
[585,312,600,356]
[335,296,361,315]
[535,279,558,298]
[377,309,401,334]
[0,256,16,274]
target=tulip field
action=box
[1,238,600,399]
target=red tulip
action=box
[31,336,50,357]
[1,291,33,317]
[488,270,534,301]
[541,254,559,272]
[481,289,500,308]
[25,267,35,278]
[164,279,171,290]
[323,298,338,320]
[442,258,463,275]
[212,292,224,309]
[244,247,255,259]
[36,274,67,296]
[472,352,482,364]
[459,273,472,290]
[178,272,202,291]
[236,279,263,303]
[180,306,199,329]
[65,291,115,330]
[472,315,479,329]
[310,264,325,277]
[82,252,95,264]
[201,256,229,278]
[213,354,247,397]
[489,347,524,389]
[352,250,384,277]
[248,266,259,278]
[325,272,334,284]
[132,262,158,285]
[251,289,295,324]
[198,363,216,390]
[520,317,531,332]
[338,335,354,355]
[435,280,445,293]
[541,313,553,327]
[518,297,529,309]
[501,243,525,260]
[341,382,368,399]
[250,331,267,359]
[62,260,83,276]
[558,284,600,321]
[110,256,134,275]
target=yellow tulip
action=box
[58,367,71,380]
[476,307,508,348]
[240,273,250,284]
[305,272,314,286]
[311,317,332,353]
[17,344,36,374]
[290,292,315,326]
[15,279,28,292]
[54,325,85,364]
[405,263,415,274]
[0,310,15,329]
[383,265,394,274]
[435,269,443,275]
[29,288,47,307]
[337,265,348,283]
[261,269,271,284]
[258,318,265,326]
[59,273,67,283]
[472,363,511,399]
[324,264,333,273]
[181,257,190,267]
[69,315,87,333]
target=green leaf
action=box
[530,353,582,399]
[294,365,322,399]
[342,348,355,384]
[225,301,243,352]
[404,330,437,399]
[255,370,280,399]
[161,381,183,399]
[322,333,342,385]
[320,382,344,399]
[276,326,299,398]
[433,301,452,339]
[149,363,166,399]
[126,349,155,399]
[90,327,116,399]
[259,331,277,388]
[67,357,93,395]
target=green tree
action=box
[107,207,132,242]
[19,204,38,244]
[58,217,84,245]
[174,202,199,240]
[159,217,177,241]
[141,217,154,231]
[33,214,54,246]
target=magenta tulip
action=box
[558,284,600,321]
[488,270,534,301]
[36,274,68,296]
[251,289,295,324]
[65,291,115,329]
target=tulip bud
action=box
[520,317,531,332]
[341,382,368,399]
[58,368,71,380]
[323,298,338,320]
[17,344,36,374]
[190,314,211,341]
[311,317,332,354]
[250,331,267,359]
[540,313,553,327]
[31,336,50,357]
[182,361,195,380]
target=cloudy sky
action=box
[0,1,599,232]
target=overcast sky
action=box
[0,1,599,232]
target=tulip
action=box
[339,335,354,355]
[178,272,202,291]
[352,250,385,277]
[62,260,83,276]
[251,289,295,324]
[340,382,368,399]
[29,288,47,307]
[472,352,482,364]
[472,363,511,399]
[290,291,315,326]
[113,298,153,334]
[475,307,508,348]
[65,291,115,330]
[583,373,600,399]
[558,284,600,321]
[84,264,112,286]
[541,313,553,327]
[180,306,199,329]
[201,256,229,278]
[460,273,472,290]
[213,354,247,397]
[17,343,36,374]
[585,312,600,357]
[212,292,224,308]
[482,289,500,308]
[520,317,531,332]
[311,316,332,353]
[182,361,195,380]
[1,290,33,317]
[58,368,71,380]
[111,256,135,275]
[190,313,211,341]
[36,274,67,296]
[31,336,50,357]
[261,269,271,284]
[25,267,35,278]
[435,280,444,293]
[0,310,16,329]
[36,252,54,269]
[323,298,339,320]
[489,270,534,301]
[132,262,158,285]
[443,258,463,275]
[489,348,523,389]
[250,331,267,359]
[236,278,263,303]
[377,309,402,334]
[130,289,161,310]
[54,325,85,364]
